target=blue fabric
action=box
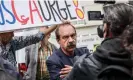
[46,48,90,80]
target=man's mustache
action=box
[67,42,76,48]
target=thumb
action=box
[64,65,71,68]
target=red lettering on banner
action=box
[11,0,29,25]
[29,0,43,24]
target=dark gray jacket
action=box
[64,38,132,80]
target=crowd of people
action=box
[0,3,133,80]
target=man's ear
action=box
[104,23,112,38]
[107,29,113,38]
[103,23,108,38]
[56,38,60,44]
[97,25,104,38]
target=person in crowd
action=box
[0,56,18,80]
[24,26,58,80]
[0,24,58,80]
[46,22,90,80]
[63,3,133,80]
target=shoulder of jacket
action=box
[75,47,90,55]
[75,54,100,70]
[47,50,60,62]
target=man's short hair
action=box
[55,23,76,40]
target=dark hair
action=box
[103,3,133,36]
[55,23,76,40]
[121,25,133,51]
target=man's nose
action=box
[68,36,74,42]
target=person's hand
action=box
[39,25,57,36]
[59,65,73,79]
[61,20,71,24]
[39,26,47,33]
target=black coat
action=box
[64,38,132,80]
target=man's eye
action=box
[72,34,75,37]
[71,34,76,38]
[63,36,69,39]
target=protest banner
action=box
[0,0,84,32]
